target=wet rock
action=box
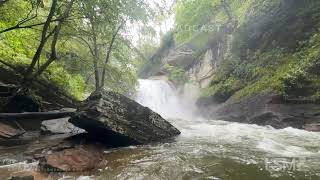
[0,131,41,147]
[0,81,17,97]
[0,82,17,112]
[303,123,320,132]
[69,90,181,146]
[9,171,47,180]
[0,122,24,140]
[2,94,40,113]
[41,117,85,135]
[4,108,77,132]
[199,92,320,130]
[39,144,103,172]
[165,45,196,69]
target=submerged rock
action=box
[39,144,103,172]
[69,90,181,146]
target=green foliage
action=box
[0,1,86,99]
[160,30,175,49]
[72,0,150,91]
[138,31,176,78]
[175,0,220,44]
[174,0,264,46]
[201,75,242,102]
[233,32,320,102]
[200,31,320,102]
[44,64,85,100]
[101,63,138,94]
[193,0,320,103]
[164,64,188,86]
[0,0,153,99]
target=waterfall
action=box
[135,79,196,120]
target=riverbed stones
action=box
[39,144,103,172]
[69,90,181,146]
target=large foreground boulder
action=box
[69,90,180,146]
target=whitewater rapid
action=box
[132,79,320,179]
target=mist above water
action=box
[135,79,197,120]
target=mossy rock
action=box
[2,91,42,113]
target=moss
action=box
[0,21,85,100]
[201,75,243,102]
[0,62,85,100]
[232,32,320,101]
[202,30,320,103]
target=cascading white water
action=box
[135,79,196,120]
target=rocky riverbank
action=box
[0,80,180,179]
[197,92,320,131]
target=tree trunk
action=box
[100,23,123,88]
[0,111,75,121]
[91,22,101,91]
[31,0,75,80]
[24,0,58,80]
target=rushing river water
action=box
[1,79,320,180]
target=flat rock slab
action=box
[41,118,85,135]
[69,90,181,146]
[165,45,196,68]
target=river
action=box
[0,79,320,180]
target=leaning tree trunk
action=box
[0,111,75,121]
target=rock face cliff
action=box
[142,0,320,131]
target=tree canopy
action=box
[0,0,158,99]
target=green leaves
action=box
[0,0,155,97]
[164,64,188,86]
